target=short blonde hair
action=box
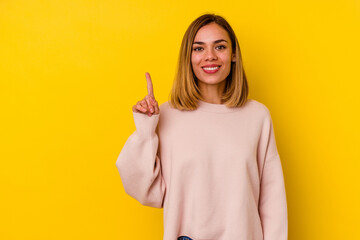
[169,13,249,111]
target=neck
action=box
[198,80,226,104]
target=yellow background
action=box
[1,0,359,239]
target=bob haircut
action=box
[169,13,249,110]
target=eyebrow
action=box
[192,39,228,45]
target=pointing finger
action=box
[145,72,154,98]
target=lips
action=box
[202,64,221,73]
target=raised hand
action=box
[132,72,160,117]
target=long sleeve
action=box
[115,111,166,208]
[258,111,288,240]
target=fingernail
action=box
[150,108,154,113]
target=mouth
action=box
[202,65,221,73]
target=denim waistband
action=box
[177,236,193,240]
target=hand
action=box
[132,72,160,117]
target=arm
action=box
[115,111,166,208]
[258,111,288,239]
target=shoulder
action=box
[246,99,271,117]
[158,101,173,115]
[159,100,186,114]
[244,99,276,129]
[159,100,170,111]
[157,101,177,120]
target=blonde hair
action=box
[169,13,249,110]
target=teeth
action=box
[203,66,220,70]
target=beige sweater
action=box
[116,99,288,240]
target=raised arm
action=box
[115,72,165,208]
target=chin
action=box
[198,77,226,85]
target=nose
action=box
[205,48,217,61]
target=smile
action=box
[202,66,220,73]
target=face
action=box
[191,22,236,87]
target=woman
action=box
[116,13,288,240]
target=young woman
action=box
[116,13,288,240]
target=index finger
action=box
[145,72,154,98]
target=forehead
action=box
[193,23,230,43]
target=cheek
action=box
[191,54,201,66]
[221,53,232,63]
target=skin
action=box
[191,22,236,104]
[132,72,160,117]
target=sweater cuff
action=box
[132,111,160,138]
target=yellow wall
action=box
[1,0,359,239]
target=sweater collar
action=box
[197,99,244,113]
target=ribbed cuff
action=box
[132,111,160,138]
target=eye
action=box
[193,47,203,51]
[216,45,226,50]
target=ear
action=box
[231,53,236,62]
